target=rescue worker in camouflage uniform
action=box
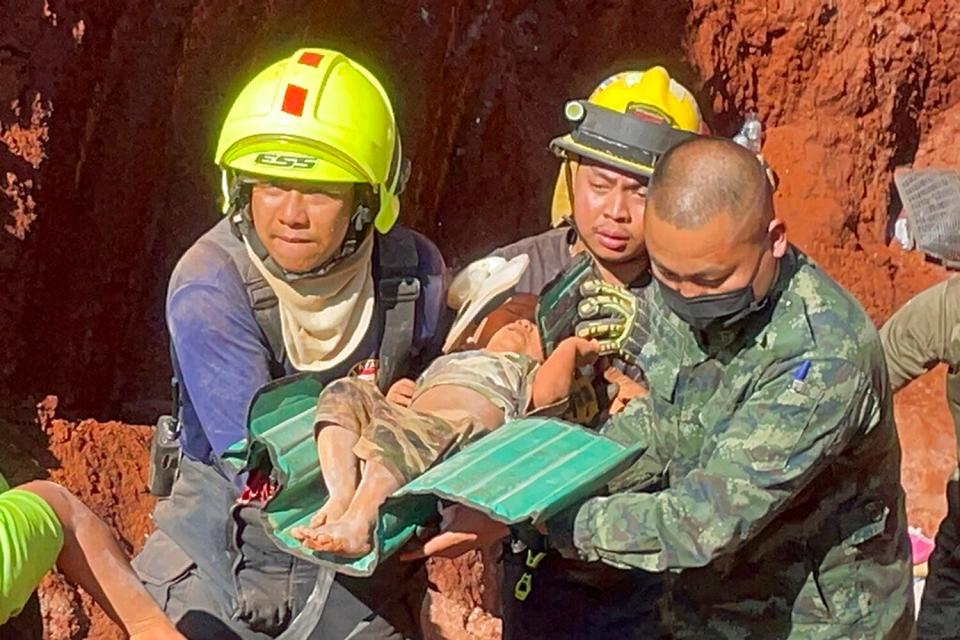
[880,276,960,639]
[547,136,914,637]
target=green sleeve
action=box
[598,396,667,494]
[0,489,64,624]
[880,277,960,391]
[553,358,875,572]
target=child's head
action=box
[485,318,544,361]
[443,255,532,354]
[470,294,543,360]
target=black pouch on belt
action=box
[148,377,182,498]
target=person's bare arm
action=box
[386,378,417,407]
[604,366,648,415]
[532,337,599,409]
[19,480,183,640]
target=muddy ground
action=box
[2,0,960,638]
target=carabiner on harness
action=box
[513,550,547,602]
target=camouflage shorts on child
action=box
[314,378,484,484]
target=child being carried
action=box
[291,257,597,557]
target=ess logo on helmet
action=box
[255,153,317,169]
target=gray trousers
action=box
[132,457,425,639]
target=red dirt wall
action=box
[684,0,960,534]
[0,0,696,419]
[2,0,956,412]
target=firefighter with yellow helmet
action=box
[416,67,709,640]
[132,49,446,639]
[550,67,707,224]
[492,66,706,295]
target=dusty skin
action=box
[291,317,599,557]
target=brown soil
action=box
[896,368,958,536]
[36,418,154,640]
[0,400,154,639]
[2,0,960,638]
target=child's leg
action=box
[311,422,360,526]
[293,379,377,543]
[301,397,474,557]
[297,460,402,556]
[17,480,183,639]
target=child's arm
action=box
[386,378,417,407]
[531,337,599,409]
[604,366,648,414]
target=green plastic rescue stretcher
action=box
[221,374,644,577]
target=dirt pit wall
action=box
[0,0,695,418]
[2,0,957,397]
[0,0,956,411]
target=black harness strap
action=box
[374,231,421,391]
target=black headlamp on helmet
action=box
[550,101,698,179]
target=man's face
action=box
[645,207,787,301]
[250,180,356,273]
[571,161,648,265]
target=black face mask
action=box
[658,280,767,331]
[656,248,771,332]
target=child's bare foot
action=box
[296,517,373,557]
[310,497,351,527]
[291,498,350,544]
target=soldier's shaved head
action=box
[643,136,788,308]
[647,137,773,238]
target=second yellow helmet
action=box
[549,67,705,225]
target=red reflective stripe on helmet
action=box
[281,84,307,116]
[627,105,674,127]
[298,52,324,67]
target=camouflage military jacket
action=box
[552,248,914,638]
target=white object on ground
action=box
[894,217,913,250]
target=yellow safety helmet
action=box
[216,48,407,235]
[549,67,705,226]
[590,67,704,132]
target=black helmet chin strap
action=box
[226,178,376,282]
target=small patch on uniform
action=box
[349,358,379,384]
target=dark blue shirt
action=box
[167,220,447,464]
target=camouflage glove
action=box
[575,280,650,366]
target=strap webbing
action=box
[375,232,421,391]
